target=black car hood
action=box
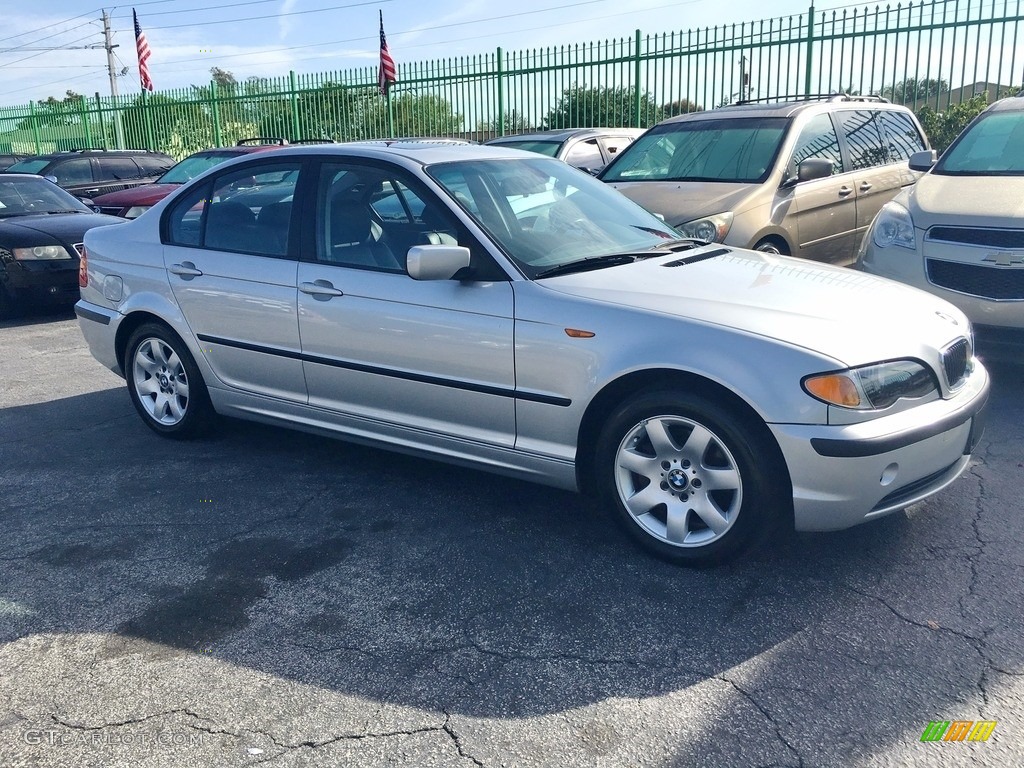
[0,212,124,248]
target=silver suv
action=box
[600,96,928,264]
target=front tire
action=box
[596,390,784,566]
[125,322,213,438]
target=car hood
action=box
[90,183,179,207]
[604,181,757,225]
[908,173,1024,229]
[540,247,969,367]
[0,212,124,245]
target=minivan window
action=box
[878,111,926,162]
[935,111,1024,175]
[789,113,844,176]
[600,117,788,183]
[836,110,889,170]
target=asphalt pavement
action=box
[1,307,1022,767]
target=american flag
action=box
[134,9,154,92]
[378,11,396,96]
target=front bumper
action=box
[770,361,990,532]
[1,260,79,306]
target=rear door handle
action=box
[169,261,203,279]
[859,182,873,192]
[300,280,344,299]
[838,186,854,197]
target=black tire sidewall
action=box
[596,389,781,566]
[124,322,211,438]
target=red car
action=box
[89,138,289,218]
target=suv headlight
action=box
[871,202,915,250]
[803,360,938,410]
[676,212,733,243]
[12,245,73,260]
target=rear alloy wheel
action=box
[125,323,212,438]
[753,238,787,255]
[596,390,783,566]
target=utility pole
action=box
[102,9,124,148]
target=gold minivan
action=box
[600,96,928,264]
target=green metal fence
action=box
[1,0,1021,159]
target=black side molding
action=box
[75,305,111,325]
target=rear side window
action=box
[878,111,927,162]
[837,110,889,170]
[164,162,301,257]
[790,113,844,176]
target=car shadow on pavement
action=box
[1,371,1022,764]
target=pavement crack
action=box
[841,583,982,642]
[717,677,803,768]
[442,713,485,767]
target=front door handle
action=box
[859,181,873,192]
[300,280,344,299]
[838,186,854,197]
[169,261,203,279]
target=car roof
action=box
[659,96,911,124]
[984,94,1024,114]
[204,142,555,169]
[18,148,172,162]
[487,127,644,143]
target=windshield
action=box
[934,110,1024,176]
[0,176,91,217]
[7,159,51,175]
[600,117,789,183]
[159,152,240,184]
[427,156,680,278]
[490,140,561,158]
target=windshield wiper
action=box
[535,253,640,279]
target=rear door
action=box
[835,109,907,240]
[161,158,306,402]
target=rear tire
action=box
[595,389,785,566]
[753,238,788,255]
[124,322,213,439]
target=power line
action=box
[117,0,396,31]
[0,8,102,46]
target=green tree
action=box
[475,109,532,137]
[915,93,988,153]
[122,93,213,157]
[662,98,703,117]
[18,90,85,129]
[371,93,464,138]
[881,77,949,106]
[542,85,663,129]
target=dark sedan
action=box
[0,174,124,316]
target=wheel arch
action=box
[115,310,179,371]
[576,368,793,520]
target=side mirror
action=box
[43,175,59,185]
[406,244,472,281]
[797,158,834,183]
[909,149,937,171]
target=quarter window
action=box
[790,114,844,177]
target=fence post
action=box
[804,4,815,97]
[496,47,505,137]
[386,89,395,137]
[633,29,642,127]
[78,96,92,148]
[143,89,155,150]
[211,80,223,147]
[94,93,104,148]
[289,70,301,140]
[29,101,41,153]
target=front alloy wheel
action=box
[597,390,784,565]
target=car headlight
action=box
[12,245,73,260]
[871,201,915,250]
[803,360,938,410]
[676,212,733,243]
[124,206,151,219]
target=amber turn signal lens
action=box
[804,373,861,407]
[564,328,595,338]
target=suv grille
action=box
[927,226,1024,249]
[941,338,970,390]
[927,258,1024,300]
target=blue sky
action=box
[1,0,822,105]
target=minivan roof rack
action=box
[235,137,289,146]
[731,93,890,106]
[58,147,157,154]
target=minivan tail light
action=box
[78,245,88,287]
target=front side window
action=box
[562,139,604,170]
[837,110,889,170]
[50,158,94,186]
[600,117,788,183]
[164,161,301,256]
[789,113,844,177]
[429,156,680,277]
[935,110,1024,175]
[878,111,926,163]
